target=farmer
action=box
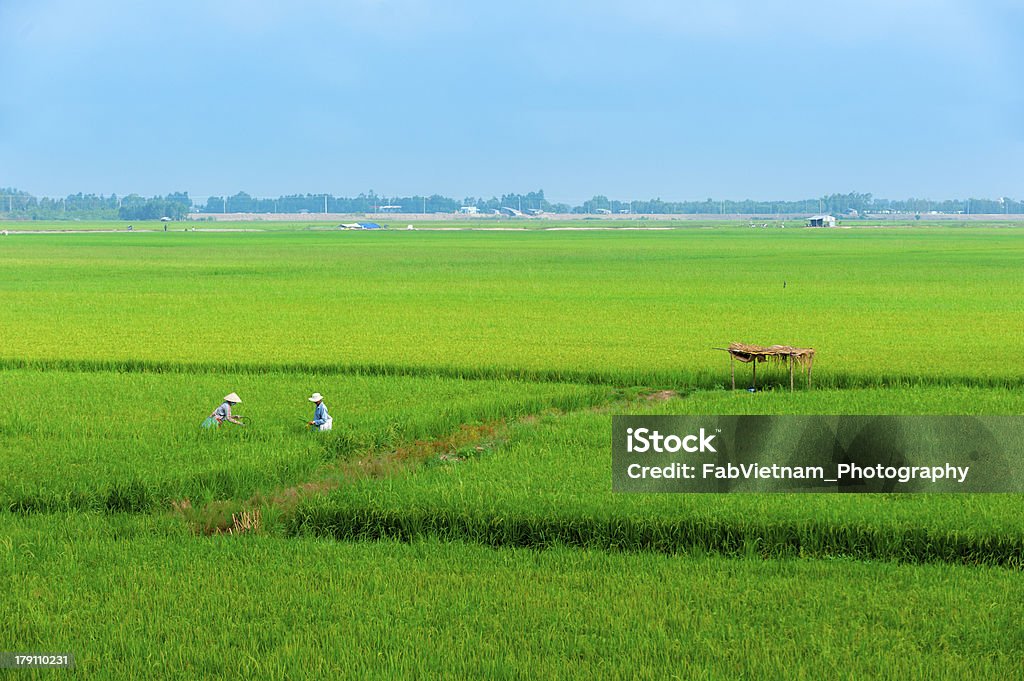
[307,392,332,431]
[203,392,245,428]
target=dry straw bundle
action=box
[726,342,815,367]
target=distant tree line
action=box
[1,187,1021,219]
[0,188,192,220]
[197,189,570,214]
[573,192,1023,215]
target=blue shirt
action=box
[214,402,232,421]
[312,402,330,426]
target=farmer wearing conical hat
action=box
[204,392,245,428]
[307,392,332,431]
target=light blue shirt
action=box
[312,402,330,426]
[214,401,232,421]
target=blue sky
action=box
[1,0,1021,203]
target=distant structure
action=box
[716,342,816,391]
[594,208,612,215]
[459,206,479,215]
[338,222,385,230]
[378,205,402,213]
[499,207,524,217]
[807,215,836,227]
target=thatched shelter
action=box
[716,342,816,390]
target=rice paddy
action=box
[3,227,1023,384]
[2,514,1022,680]
[1,223,1021,677]
[0,368,612,512]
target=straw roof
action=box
[724,342,815,367]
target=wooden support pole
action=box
[751,360,756,389]
[731,355,735,390]
[789,356,794,391]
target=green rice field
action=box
[3,514,1021,680]
[1,222,1021,678]
[3,227,1023,383]
[0,369,612,512]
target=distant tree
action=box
[5,186,1020,220]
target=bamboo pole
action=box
[789,355,794,391]
[731,355,735,390]
[751,360,756,389]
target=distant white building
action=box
[459,206,479,215]
[807,215,836,227]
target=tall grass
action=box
[1,513,1022,679]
